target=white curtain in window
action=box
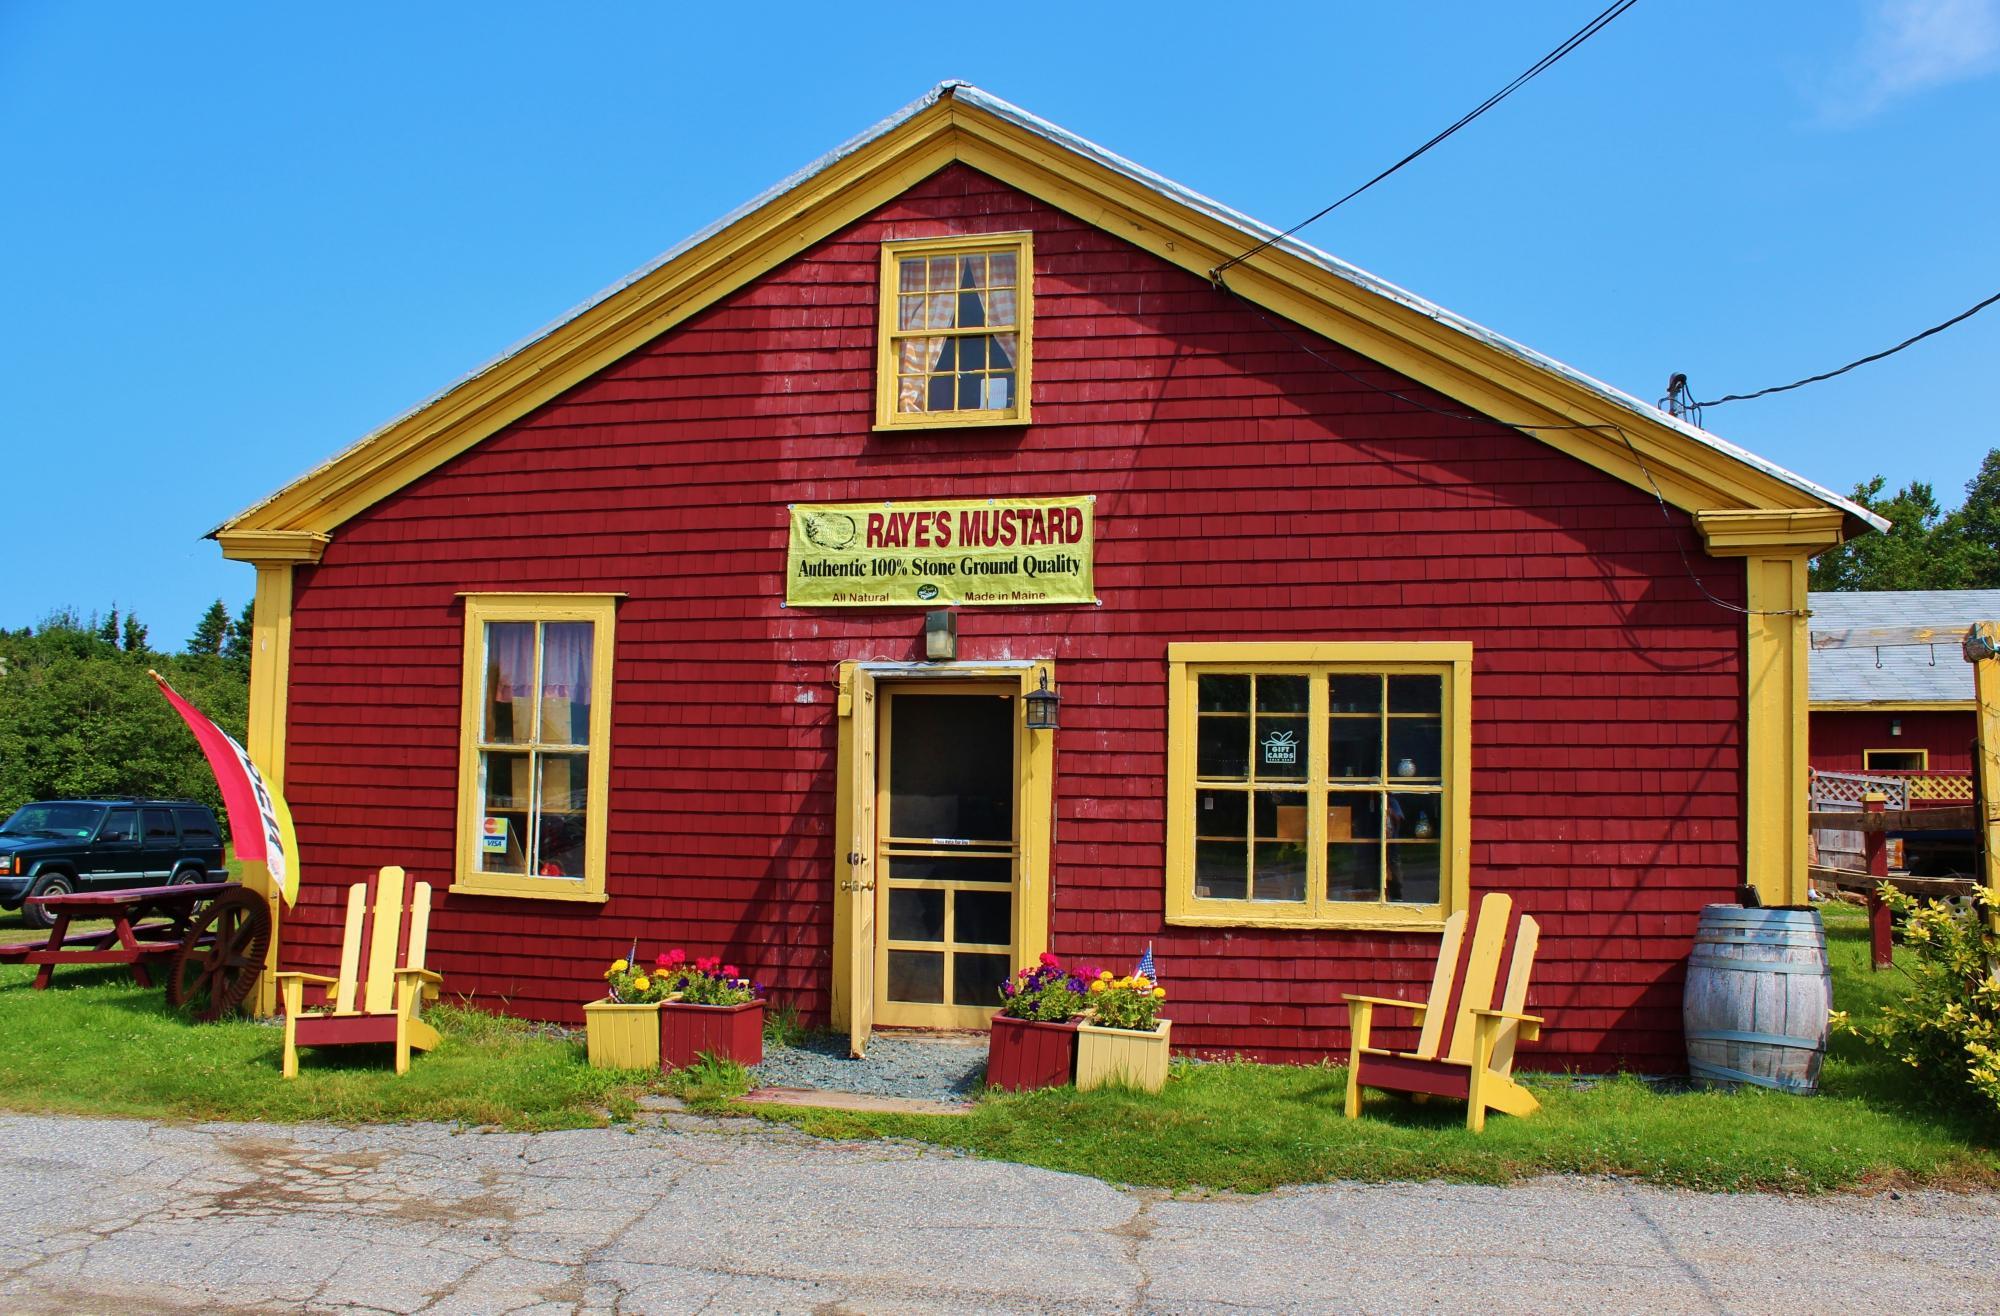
[540,622,593,703]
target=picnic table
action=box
[2,882,273,1019]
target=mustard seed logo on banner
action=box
[786,494,1097,608]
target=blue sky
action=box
[4,1,1996,648]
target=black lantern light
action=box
[1024,668,1060,731]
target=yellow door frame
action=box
[833,659,1055,1050]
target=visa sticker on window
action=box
[480,817,510,853]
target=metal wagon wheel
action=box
[165,889,272,1021]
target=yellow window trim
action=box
[875,231,1033,431]
[1812,700,1972,712]
[1863,748,1930,770]
[1165,641,1472,932]
[453,593,618,903]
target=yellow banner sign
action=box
[787,495,1096,608]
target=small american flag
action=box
[1136,942,1156,982]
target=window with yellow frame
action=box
[1863,747,1928,772]
[876,232,1032,429]
[1165,643,1472,930]
[453,594,617,902]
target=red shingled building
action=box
[214,84,1875,1072]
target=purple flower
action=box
[1065,976,1086,993]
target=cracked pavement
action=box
[1,1113,1995,1313]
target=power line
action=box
[1209,0,1641,284]
[1697,289,2000,408]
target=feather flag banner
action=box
[149,670,301,906]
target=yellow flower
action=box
[1153,988,1167,999]
[1089,980,1106,994]
[633,976,650,992]
[611,959,629,973]
[1099,970,1114,980]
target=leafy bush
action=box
[998,952,1090,1022]
[1835,887,2000,1118]
[1086,970,1166,1031]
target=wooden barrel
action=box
[1682,905,1830,1094]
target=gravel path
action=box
[2,1112,1997,1313]
[753,1032,986,1101]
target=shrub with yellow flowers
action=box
[1086,969,1166,1032]
[1836,886,2000,1118]
[602,954,675,1004]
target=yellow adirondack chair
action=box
[276,866,441,1078]
[1343,892,1543,1132]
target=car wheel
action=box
[23,873,74,930]
[172,866,204,887]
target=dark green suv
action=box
[0,799,227,928]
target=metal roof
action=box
[1807,590,2000,704]
[216,81,1886,537]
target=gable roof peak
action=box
[214,84,1881,545]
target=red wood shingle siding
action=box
[1809,709,1973,775]
[280,165,1747,1071]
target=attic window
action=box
[876,233,1032,429]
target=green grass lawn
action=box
[0,968,658,1131]
[0,901,1992,1189]
[739,902,2000,1192]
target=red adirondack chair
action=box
[1343,892,1543,1132]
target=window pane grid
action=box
[1191,665,1452,915]
[476,619,592,881]
[886,241,1024,418]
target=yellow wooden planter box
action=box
[583,998,664,1069]
[1075,1018,1172,1093]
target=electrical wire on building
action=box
[1224,294,1808,619]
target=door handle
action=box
[838,879,876,893]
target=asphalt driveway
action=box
[0,1112,1993,1313]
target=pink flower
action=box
[697,955,720,973]
[666,948,686,965]
[722,964,739,978]
[654,953,673,968]
[1038,951,1060,967]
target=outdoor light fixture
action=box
[924,609,957,661]
[1891,718,1903,737]
[1024,668,1060,730]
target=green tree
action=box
[0,614,249,831]
[223,599,255,668]
[1808,462,1992,584]
[121,612,149,654]
[1948,449,2000,589]
[97,607,120,645]
[188,600,231,657]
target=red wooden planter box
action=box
[659,999,764,1071]
[986,1014,1079,1091]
